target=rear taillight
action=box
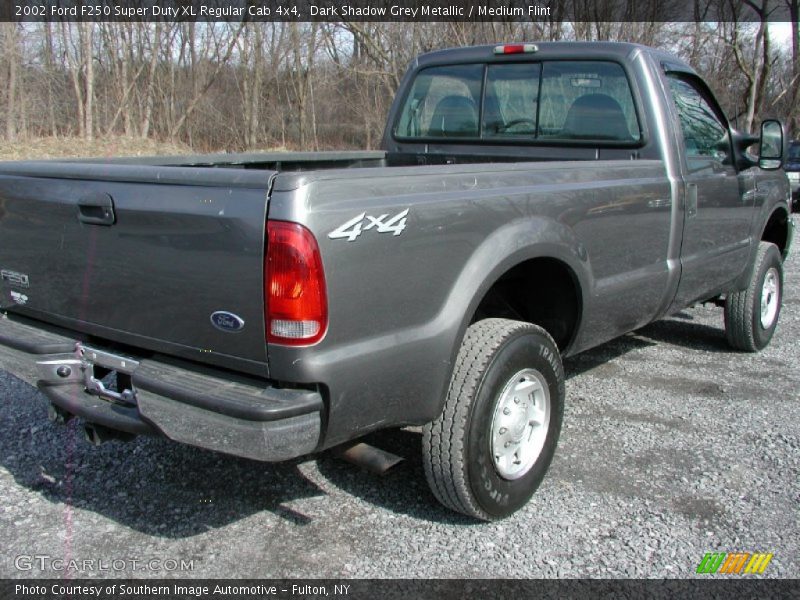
[265,221,328,346]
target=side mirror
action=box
[759,119,784,170]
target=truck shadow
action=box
[1,384,329,538]
[1,314,737,531]
[314,314,736,521]
[315,430,479,525]
[564,313,730,380]
[633,312,733,354]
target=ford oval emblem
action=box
[210,311,245,333]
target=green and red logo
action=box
[696,552,773,575]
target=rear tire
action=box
[724,242,783,352]
[422,319,564,520]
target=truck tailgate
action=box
[0,163,274,376]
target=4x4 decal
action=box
[328,209,409,242]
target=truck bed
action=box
[0,148,622,382]
[0,145,623,180]
[0,151,386,183]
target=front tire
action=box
[724,241,783,352]
[422,319,564,520]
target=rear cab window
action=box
[396,64,483,138]
[394,60,641,144]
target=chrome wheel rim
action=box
[760,267,779,329]
[490,368,551,480]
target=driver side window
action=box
[667,75,732,170]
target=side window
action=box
[483,63,541,137]
[667,75,731,167]
[394,64,483,138]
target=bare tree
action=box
[785,0,799,135]
[726,1,775,132]
[42,21,59,137]
[61,22,95,139]
[168,22,244,140]
[287,22,322,148]
[3,24,19,141]
[1,20,794,151]
[83,23,94,140]
[140,23,165,139]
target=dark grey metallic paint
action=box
[0,42,791,457]
[0,171,273,376]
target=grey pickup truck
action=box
[0,42,793,520]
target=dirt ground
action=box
[0,136,192,161]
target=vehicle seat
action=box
[562,94,631,141]
[481,94,503,134]
[427,95,479,137]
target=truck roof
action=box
[413,41,693,74]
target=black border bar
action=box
[4,579,800,600]
[1,0,796,22]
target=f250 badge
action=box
[1,269,29,288]
[328,209,409,242]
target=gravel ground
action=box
[1,250,798,580]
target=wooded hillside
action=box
[1,13,798,152]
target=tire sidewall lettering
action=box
[466,330,563,518]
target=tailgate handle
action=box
[78,193,116,226]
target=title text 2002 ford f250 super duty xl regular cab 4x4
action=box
[0,43,793,520]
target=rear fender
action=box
[432,216,589,415]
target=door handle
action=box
[686,183,698,218]
[77,193,116,226]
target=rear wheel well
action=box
[762,208,790,258]
[471,258,581,351]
